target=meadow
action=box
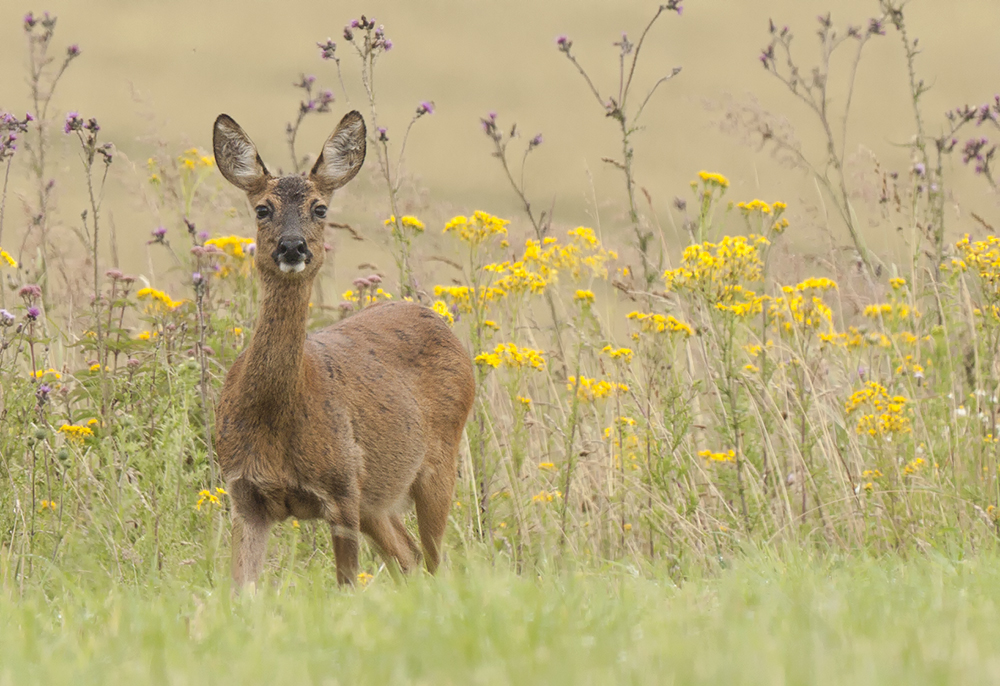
[3,0,1000,682]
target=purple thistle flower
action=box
[317,39,337,60]
[383,39,393,50]
[0,309,14,326]
[247,243,256,256]
[351,19,360,28]
[67,44,80,57]
[152,225,167,242]
[416,101,435,116]
[192,272,203,285]
[529,133,543,148]
[63,112,82,134]
[377,126,388,142]
[914,162,926,176]
[19,284,42,300]
[23,12,35,29]
[343,25,354,41]
[25,112,34,122]
[26,306,40,321]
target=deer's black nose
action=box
[273,238,311,265]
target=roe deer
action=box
[212,110,475,590]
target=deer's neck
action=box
[243,278,312,408]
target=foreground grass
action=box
[4,551,1000,684]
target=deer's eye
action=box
[313,205,327,219]
[255,205,270,220]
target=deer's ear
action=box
[213,114,269,193]
[310,110,366,196]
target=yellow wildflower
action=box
[531,489,563,503]
[384,215,426,232]
[443,211,509,245]
[430,300,454,325]
[195,486,227,511]
[574,289,596,304]
[697,171,730,188]
[601,345,633,363]
[626,311,694,336]
[0,248,16,268]
[698,449,736,463]
[136,287,185,311]
[58,424,94,443]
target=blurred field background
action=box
[1,0,999,268]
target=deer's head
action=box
[213,111,366,282]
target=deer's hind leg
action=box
[360,513,419,576]
[411,445,459,574]
[232,510,271,593]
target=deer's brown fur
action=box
[212,111,475,589]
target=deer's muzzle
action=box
[273,238,313,274]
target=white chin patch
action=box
[279,262,306,274]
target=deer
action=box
[212,110,475,591]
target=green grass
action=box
[4,551,1000,684]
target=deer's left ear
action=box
[213,114,270,194]
[310,110,366,196]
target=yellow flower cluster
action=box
[195,486,228,511]
[698,449,735,463]
[663,235,769,300]
[626,311,694,336]
[903,457,926,476]
[736,199,774,214]
[697,171,730,188]
[430,300,453,324]
[205,235,254,259]
[895,354,925,377]
[0,248,16,268]
[714,288,768,318]
[443,211,509,245]
[38,499,57,512]
[532,489,563,503]
[521,229,617,281]
[384,215,425,232]
[601,346,633,363]
[180,147,214,170]
[844,382,911,436]
[956,234,1000,290]
[483,261,548,296]
[862,301,916,320]
[58,424,94,443]
[474,343,546,370]
[574,289,595,304]
[30,368,62,380]
[567,376,629,402]
[433,284,506,313]
[889,277,907,290]
[137,287,185,312]
[769,291,834,333]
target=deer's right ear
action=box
[213,114,270,193]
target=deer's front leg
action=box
[329,514,360,586]
[232,509,271,593]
